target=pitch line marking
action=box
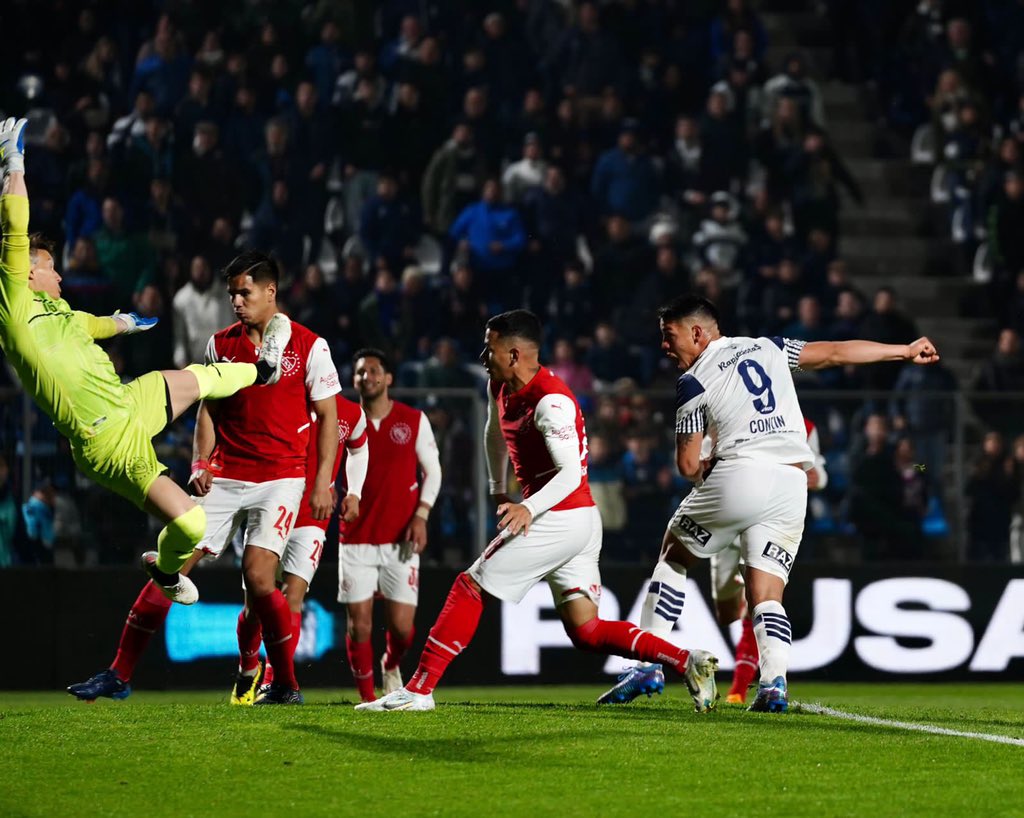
[797,703,1024,747]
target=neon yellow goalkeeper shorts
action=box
[70,371,172,509]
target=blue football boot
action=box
[748,676,789,713]
[67,669,132,702]
[596,664,665,705]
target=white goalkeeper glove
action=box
[115,311,159,334]
[0,117,28,175]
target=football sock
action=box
[752,601,791,685]
[185,362,257,400]
[236,609,262,675]
[407,573,484,695]
[639,560,687,638]
[110,581,172,681]
[383,628,415,671]
[263,612,301,686]
[346,636,377,702]
[251,590,297,689]
[728,616,759,698]
[154,504,206,575]
[568,617,691,673]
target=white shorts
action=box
[709,544,744,603]
[338,544,420,606]
[668,459,806,584]
[196,477,305,560]
[467,505,603,606]
[281,525,329,585]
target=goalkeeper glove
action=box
[0,117,28,175]
[115,311,159,334]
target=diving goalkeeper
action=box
[0,117,289,604]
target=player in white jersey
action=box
[600,294,939,713]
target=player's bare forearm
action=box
[2,171,26,199]
[311,397,339,505]
[799,338,939,370]
[676,432,703,482]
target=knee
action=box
[161,505,206,553]
[242,564,276,598]
[347,613,373,643]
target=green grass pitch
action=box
[2,683,1022,817]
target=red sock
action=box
[237,610,263,674]
[110,581,172,682]
[729,617,759,698]
[383,628,415,671]
[569,618,691,673]
[407,573,484,695]
[251,590,298,689]
[266,611,301,686]
[346,635,377,702]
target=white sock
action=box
[752,600,791,686]
[640,560,687,638]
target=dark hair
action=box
[657,294,721,325]
[353,347,392,373]
[485,309,543,346]
[223,250,280,285]
[29,233,55,260]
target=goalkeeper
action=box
[0,117,288,604]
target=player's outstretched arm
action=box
[798,337,939,371]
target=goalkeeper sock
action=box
[407,573,484,695]
[155,505,206,575]
[251,590,298,689]
[186,362,257,401]
[237,609,262,675]
[729,617,759,698]
[110,581,172,682]
[346,636,376,702]
[752,601,791,686]
[383,628,415,671]
[639,560,687,638]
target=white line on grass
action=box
[797,703,1024,747]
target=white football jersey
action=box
[675,335,813,468]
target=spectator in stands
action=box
[359,173,421,274]
[587,432,627,551]
[664,115,709,235]
[461,87,503,172]
[222,85,264,162]
[784,294,828,342]
[548,260,595,345]
[693,191,748,287]
[545,1,624,102]
[397,265,439,360]
[172,255,234,368]
[334,48,384,108]
[390,82,435,190]
[587,322,631,390]
[974,328,1024,434]
[502,133,548,205]
[849,414,908,560]
[590,119,660,225]
[987,170,1024,280]
[339,76,389,232]
[700,87,748,194]
[521,165,584,310]
[0,455,23,568]
[966,432,1015,562]
[174,69,217,149]
[890,358,957,494]
[756,95,805,201]
[250,180,304,272]
[132,14,191,115]
[828,287,866,342]
[65,158,109,252]
[289,263,339,342]
[449,177,526,301]
[120,115,173,201]
[145,176,187,257]
[419,337,477,396]
[760,258,804,335]
[859,287,919,392]
[287,81,334,250]
[762,52,825,127]
[93,196,154,305]
[1009,435,1024,563]
[123,284,172,376]
[176,121,242,240]
[550,338,594,397]
[305,20,350,108]
[620,430,673,551]
[358,266,402,359]
[438,262,488,356]
[21,479,56,565]
[379,14,422,77]
[592,214,654,322]
[894,437,927,558]
[108,90,155,158]
[422,121,487,235]
[789,129,864,241]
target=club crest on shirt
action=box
[280,349,301,377]
[390,422,412,445]
[337,419,351,441]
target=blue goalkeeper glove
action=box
[0,117,28,175]
[115,311,159,334]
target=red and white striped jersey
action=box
[204,319,340,483]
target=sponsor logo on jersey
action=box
[320,371,339,390]
[337,419,351,442]
[390,422,412,445]
[280,349,301,377]
[762,541,794,574]
[677,515,712,546]
[717,343,762,371]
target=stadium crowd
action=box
[0,0,1022,566]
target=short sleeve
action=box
[305,336,341,401]
[674,373,707,435]
[203,334,217,365]
[770,336,806,371]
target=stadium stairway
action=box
[763,7,993,389]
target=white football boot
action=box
[255,313,292,385]
[141,551,199,605]
[683,649,720,713]
[381,655,404,695]
[355,688,435,712]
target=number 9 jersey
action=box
[675,336,813,469]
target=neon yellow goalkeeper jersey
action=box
[0,195,124,440]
